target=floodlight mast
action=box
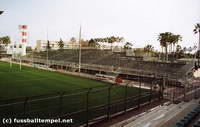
[46,29,49,69]
[78,25,82,73]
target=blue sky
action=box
[0,0,200,50]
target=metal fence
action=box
[0,82,161,127]
[164,78,200,103]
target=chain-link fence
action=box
[0,82,161,127]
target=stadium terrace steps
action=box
[193,118,200,127]
[173,103,200,127]
[111,99,200,127]
[26,49,192,79]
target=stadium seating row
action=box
[26,49,193,79]
[173,104,200,127]
[193,119,200,127]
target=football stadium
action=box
[1,1,200,127]
[0,53,159,126]
[0,46,198,126]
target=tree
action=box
[170,34,182,53]
[88,39,96,47]
[169,34,182,60]
[144,44,154,54]
[46,40,51,50]
[193,23,200,63]
[0,36,11,46]
[175,45,183,58]
[176,45,182,53]
[26,46,32,53]
[183,47,187,54]
[119,37,124,42]
[58,38,64,49]
[124,42,133,49]
[158,32,172,61]
[194,23,200,50]
[108,37,113,43]
[70,37,76,43]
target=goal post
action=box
[9,57,22,70]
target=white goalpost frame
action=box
[10,45,14,69]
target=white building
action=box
[96,41,126,52]
[66,41,79,49]
[35,40,80,52]
[6,43,26,56]
[35,40,60,52]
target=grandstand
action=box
[26,48,194,81]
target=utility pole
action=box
[78,25,82,73]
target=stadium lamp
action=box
[0,11,3,15]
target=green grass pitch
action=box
[0,61,112,100]
[0,61,147,100]
[0,61,150,124]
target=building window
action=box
[19,45,22,48]
[14,45,16,48]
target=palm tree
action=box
[176,45,182,59]
[193,23,200,65]
[183,47,187,53]
[194,23,200,50]
[170,34,182,53]
[124,42,133,49]
[88,39,96,47]
[0,36,11,46]
[158,32,172,61]
[58,38,64,49]
[119,37,124,42]
[46,40,51,50]
[110,36,116,43]
[144,44,154,54]
[169,34,182,60]
[176,45,182,52]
